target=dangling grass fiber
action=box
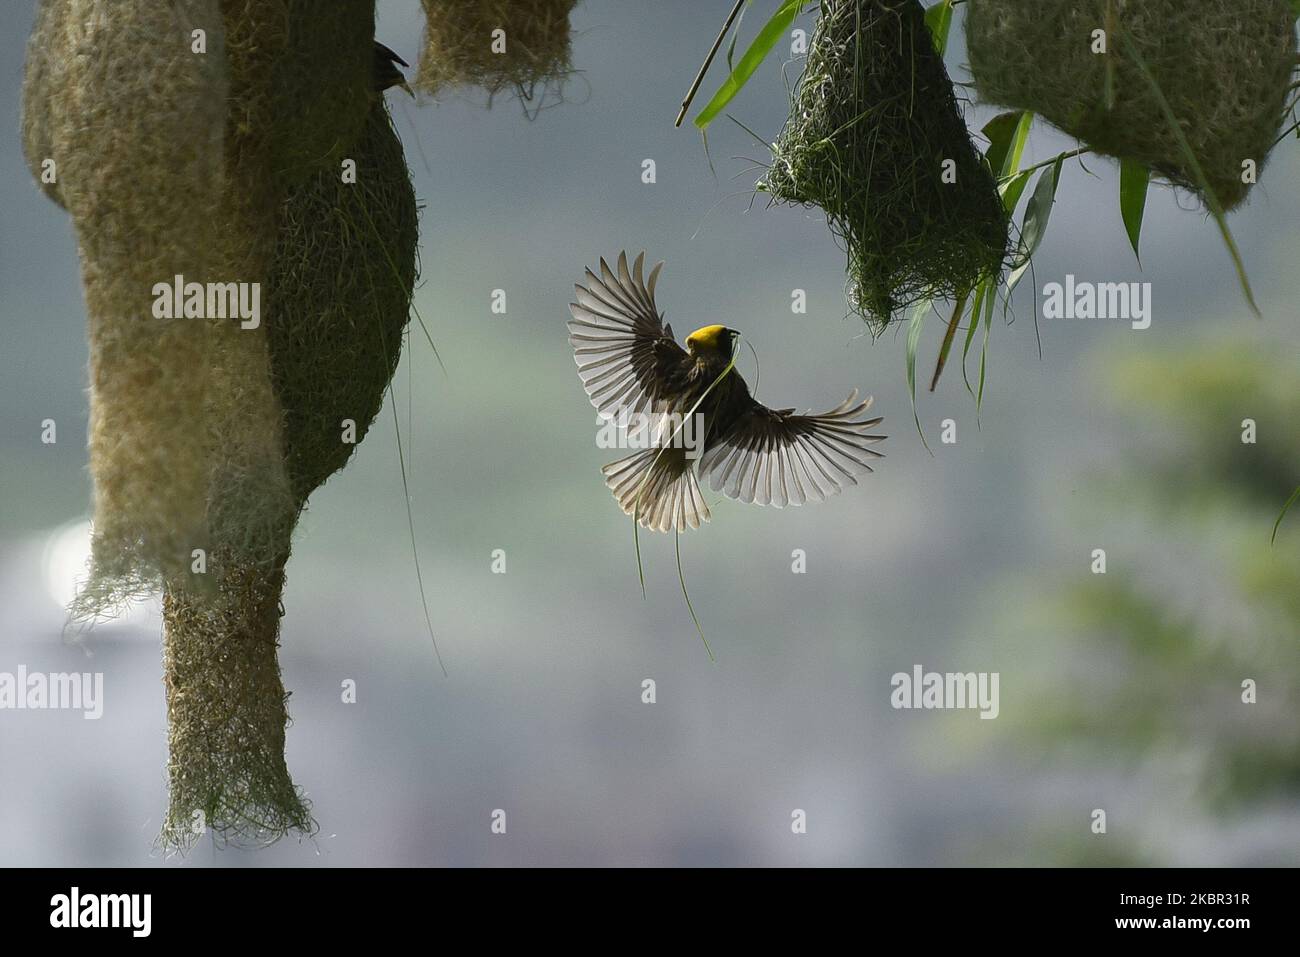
[762,0,1009,332]
[675,529,714,663]
[415,0,577,101]
[1275,486,1300,544]
[965,0,1299,211]
[630,341,741,663]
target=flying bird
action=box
[373,42,414,97]
[568,251,885,533]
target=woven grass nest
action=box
[416,0,578,101]
[763,0,1010,331]
[23,0,418,849]
[966,0,1299,211]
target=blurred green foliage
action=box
[1008,338,1299,839]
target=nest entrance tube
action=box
[162,548,311,845]
[763,0,1010,332]
[965,0,1299,211]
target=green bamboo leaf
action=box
[962,279,989,398]
[977,287,993,416]
[976,293,993,415]
[694,0,805,130]
[982,113,1019,175]
[726,1,750,71]
[984,111,1032,178]
[1007,158,1063,293]
[930,284,969,391]
[1119,159,1150,263]
[925,0,954,56]
[906,301,934,453]
[1004,112,1033,177]
[999,169,1032,214]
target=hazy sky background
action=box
[1,1,1297,865]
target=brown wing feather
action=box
[567,251,692,419]
[698,390,885,507]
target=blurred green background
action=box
[0,1,1296,865]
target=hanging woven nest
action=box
[23,0,419,850]
[966,0,1299,211]
[763,0,1010,331]
[415,0,578,101]
[267,105,419,506]
[159,95,419,849]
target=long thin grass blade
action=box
[906,301,933,454]
[962,279,989,398]
[676,529,715,662]
[1272,485,1300,545]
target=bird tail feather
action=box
[602,446,710,534]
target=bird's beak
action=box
[398,79,415,99]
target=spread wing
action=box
[567,251,691,418]
[698,390,885,507]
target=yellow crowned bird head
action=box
[685,324,738,359]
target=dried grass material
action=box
[966,0,1298,211]
[161,546,313,849]
[271,0,375,189]
[161,88,416,852]
[20,0,73,208]
[764,0,1009,331]
[26,0,409,851]
[415,0,577,99]
[43,0,232,615]
[152,0,382,842]
[201,0,299,566]
[267,105,419,503]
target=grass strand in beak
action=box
[676,528,715,663]
[630,337,743,656]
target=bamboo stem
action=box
[675,0,748,127]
